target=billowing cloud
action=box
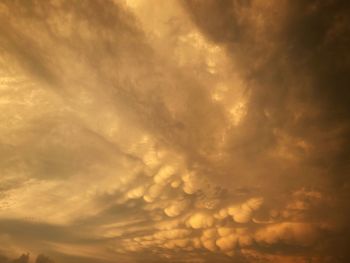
[0,0,349,262]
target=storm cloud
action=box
[0,0,349,262]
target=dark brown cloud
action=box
[0,254,29,263]
[181,0,350,261]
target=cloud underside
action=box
[0,0,349,262]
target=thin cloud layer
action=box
[0,0,349,262]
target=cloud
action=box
[35,255,54,263]
[164,199,189,217]
[255,222,319,246]
[0,254,30,263]
[0,0,349,262]
[186,213,214,229]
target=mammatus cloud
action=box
[0,0,349,262]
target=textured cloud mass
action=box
[0,0,349,262]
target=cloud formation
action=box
[0,0,349,262]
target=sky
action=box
[0,0,349,262]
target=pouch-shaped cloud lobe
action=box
[0,0,349,262]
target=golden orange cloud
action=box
[0,0,349,262]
